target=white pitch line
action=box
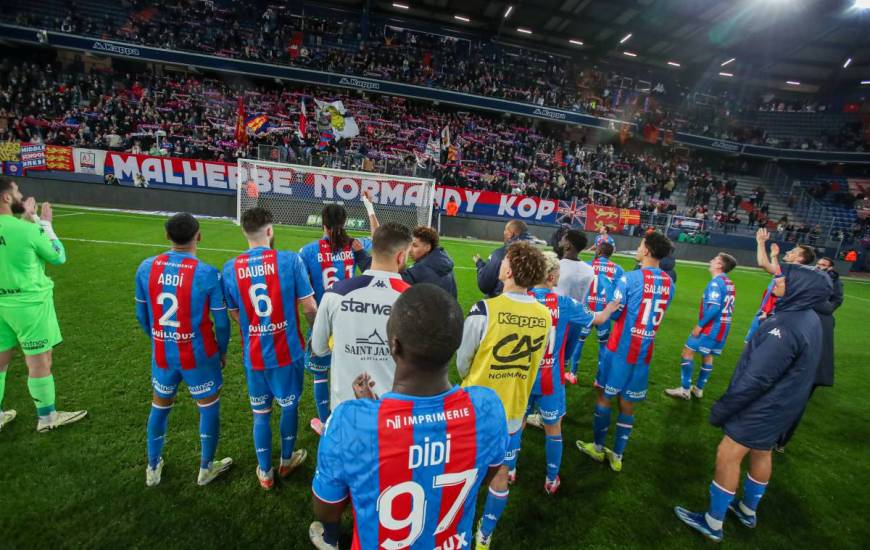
[52,212,86,218]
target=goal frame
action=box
[235,159,436,231]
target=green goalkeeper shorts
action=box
[0,299,63,355]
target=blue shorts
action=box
[504,429,524,464]
[685,333,726,356]
[305,350,331,374]
[151,364,222,400]
[245,359,304,411]
[526,385,566,425]
[595,350,649,402]
[580,320,610,339]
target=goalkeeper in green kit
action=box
[0,177,86,432]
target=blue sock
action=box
[571,335,587,373]
[279,405,299,460]
[313,372,330,422]
[504,428,523,471]
[146,404,171,469]
[613,414,634,457]
[544,434,562,481]
[322,522,340,546]
[197,399,220,469]
[740,474,768,513]
[479,486,509,538]
[707,481,736,528]
[680,358,694,390]
[253,410,273,471]
[696,362,714,389]
[593,404,611,448]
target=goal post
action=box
[236,159,436,233]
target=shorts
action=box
[595,350,649,402]
[579,320,610,340]
[526,384,566,425]
[0,300,62,355]
[245,359,304,411]
[305,350,331,374]
[685,333,726,356]
[504,429,524,464]
[151,364,222,400]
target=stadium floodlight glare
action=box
[719,71,734,77]
[862,80,870,85]
[517,27,533,34]
[854,0,870,9]
[454,15,470,22]
[569,39,584,46]
[721,58,735,67]
[623,51,638,57]
[843,57,852,68]
[786,80,801,86]
[667,61,681,67]
[620,33,632,44]
[392,2,409,9]
[504,5,514,18]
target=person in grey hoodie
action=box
[402,226,457,298]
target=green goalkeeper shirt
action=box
[0,214,66,305]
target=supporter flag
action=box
[619,124,630,145]
[288,31,303,59]
[643,123,659,144]
[0,141,20,162]
[297,99,308,138]
[317,130,335,151]
[314,99,360,139]
[425,136,440,159]
[2,162,24,177]
[557,198,585,227]
[414,150,429,168]
[619,208,641,226]
[585,204,622,232]
[235,97,247,146]
[441,125,451,149]
[245,113,271,135]
[45,145,73,171]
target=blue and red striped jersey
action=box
[586,256,625,312]
[698,274,736,343]
[312,386,508,550]
[529,288,595,395]
[299,236,372,303]
[594,234,616,248]
[222,247,314,370]
[607,267,674,366]
[756,271,781,317]
[135,251,227,370]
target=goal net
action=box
[236,159,436,232]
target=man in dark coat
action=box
[401,226,457,298]
[473,220,533,297]
[776,256,844,450]
[674,263,832,542]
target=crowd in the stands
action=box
[4,0,867,152]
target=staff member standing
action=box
[402,226,457,298]
[474,220,533,297]
[776,256,844,451]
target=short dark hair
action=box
[165,213,200,245]
[0,176,14,195]
[387,284,463,371]
[597,242,614,258]
[505,241,548,288]
[794,244,815,265]
[372,222,412,258]
[564,229,587,252]
[643,231,672,260]
[819,256,834,266]
[717,252,737,273]
[241,207,273,234]
[506,220,528,235]
[412,226,439,250]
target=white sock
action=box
[739,501,756,516]
[705,512,723,531]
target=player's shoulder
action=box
[467,299,488,317]
[277,248,303,264]
[299,240,318,255]
[328,274,373,296]
[325,398,380,436]
[463,386,507,432]
[194,259,220,278]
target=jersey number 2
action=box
[376,469,478,549]
[156,292,180,328]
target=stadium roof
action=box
[326,0,870,94]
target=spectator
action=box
[474,220,533,297]
[445,196,459,217]
[401,226,457,298]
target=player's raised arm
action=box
[755,228,778,275]
[30,202,66,265]
[361,191,380,236]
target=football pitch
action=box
[2,205,869,549]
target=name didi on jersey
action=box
[408,435,452,469]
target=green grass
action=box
[2,205,869,549]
